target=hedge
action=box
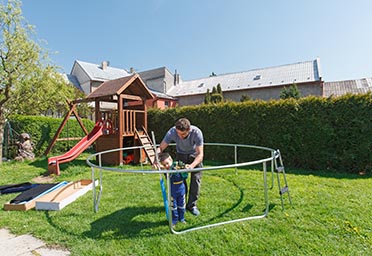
[8,93,372,174]
[9,115,95,156]
[148,94,372,174]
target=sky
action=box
[17,0,372,82]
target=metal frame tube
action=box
[87,143,280,234]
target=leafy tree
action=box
[216,83,222,94]
[211,86,217,94]
[204,89,211,104]
[280,84,301,99]
[210,93,223,103]
[0,0,82,163]
[204,84,224,104]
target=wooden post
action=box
[118,95,124,165]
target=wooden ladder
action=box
[135,127,156,165]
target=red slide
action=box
[48,121,105,175]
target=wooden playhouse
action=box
[46,74,156,173]
[84,74,156,165]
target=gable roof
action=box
[63,74,83,91]
[138,66,171,81]
[150,89,178,100]
[323,77,372,97]
[167,58,322,97]
[86,74,154,100]
[73,60,129,82]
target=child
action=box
[159,152,188,227]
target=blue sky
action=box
[19,0,372,82]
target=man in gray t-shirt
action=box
[158,118,204,216]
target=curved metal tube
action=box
[86,143,280,234]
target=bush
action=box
[9,115,95,156]
[149,94,372,174]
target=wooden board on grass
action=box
[3,182,68,211]
[35,179,97,211]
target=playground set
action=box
[45,74,156,175]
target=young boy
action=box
[159,152,188,227]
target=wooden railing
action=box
[122,110,146,135]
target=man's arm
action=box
[157,140,169,154]
[187,144,204,169]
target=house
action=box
[323,77,372,97]
[69,60,177,109]
[67,57,371,108]
[167,58,323,105]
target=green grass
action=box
[1,155,372,255]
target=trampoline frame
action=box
[86,143,280,234]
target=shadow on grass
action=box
[82,206,167,239]
[44,206,167,240]
[29,157,91,176]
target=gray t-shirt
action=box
[163,125,203,155]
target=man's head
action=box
[159,152,173,169]
[175,118,191,139]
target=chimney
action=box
[101,61,109,70]
[174,69,180,85]
[130,67,135,73]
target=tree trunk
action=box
[0,116,4,164]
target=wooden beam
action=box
[44,104,75,156]
[121,94,142,101]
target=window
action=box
[253,75,261,80]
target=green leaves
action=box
[149,94,372,174]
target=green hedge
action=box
[8,93,372,174]
[148,94,372,174]
[9,115,95,156]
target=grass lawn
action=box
[0,154,371,255]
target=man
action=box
[157,118,204,216]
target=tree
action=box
[280,84,301,99]
[211,84,224,103]
[216,83,222,94]
[0,0,81,163]
[204,89,211,104]
[204,84,224,104]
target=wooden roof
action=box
[86,74,154,101]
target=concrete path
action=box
[0,228,70,256]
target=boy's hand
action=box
[153,162,161,170]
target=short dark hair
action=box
[175,118,190,131]
[159,152,171,163]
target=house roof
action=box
[86,74,154,100]
[63,74,83,91]
[150,89,178,100]
[74,60,129,82]
[167,58,322,97]
[323,77,372,97]
[138,66,171,81]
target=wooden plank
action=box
[3,182,69,211]
[56,137,83,141]
[35,180,97,211]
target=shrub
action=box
[149,94,372,174]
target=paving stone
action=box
[0,229,70,256]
